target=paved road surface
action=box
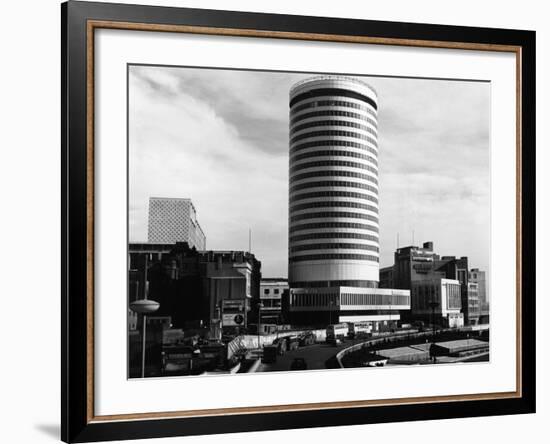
[257,339,365,372]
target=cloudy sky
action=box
[128,65,491,281]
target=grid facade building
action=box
[147,197,206,250]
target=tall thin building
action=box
[289,76,380,288]
[147,197,206,249]
[287,76,409,329]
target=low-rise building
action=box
[259,278,287,325]
[410,278,464,328]
[128,242,261,334]
[287,286,410,332]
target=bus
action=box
[348,321,372,338]
[326,323,349,341]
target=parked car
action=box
[290,357,308,371]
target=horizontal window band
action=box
[290,119,378,137]
[290,109,378,129]
[290,99,378,119]
[291,149,378,166]
[289,180,379,194]
[290,201,378,214]
[289,253,379,263]
[289,221,379,234]
[290,211,379,223]
[290,243,379,253]
[290,129,378,147]
[289,280,378,288]
[290,160,378,174]
[290,170,378,186]
[290,88,378,110]
[290,190,378,205]
[290,140,377,157]
[290,232,379,243]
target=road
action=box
[257,339,365,372]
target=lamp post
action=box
[428,301,439,363]
[130,297,160,378]
[257,302,264,349]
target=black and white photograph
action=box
[127,66,491,378]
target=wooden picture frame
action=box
[61,1,536,442]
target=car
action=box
[290,358,308,371]
[327,337,343,346]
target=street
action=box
[257,339,365,372]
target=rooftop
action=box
[290,75,378,97]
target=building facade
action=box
[259,278,288,325]
[392,241,442,289]
[286,76,409,328]
[410,278,464,327]
[288,76,380,288]
[128,242,261,334]
[469,268,488,323]
[147,197,206,249]
[383,241,485,325]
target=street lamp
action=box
[428,301,439,363]
[257,302,264,349]
[130,297,160,378]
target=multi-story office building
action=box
[392,242,442,289]
[467,281,481,325]
[469,268,488,323]
[382,241,485,325]
[469,268,487,303]
[147,197,206,249]
[410,278,464,327]
[286,76,410,329]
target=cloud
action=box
[129,66,491,278]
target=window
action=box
[289,253,379,263]
[290,109,378,129]
[274,289,279,294]
[290,119,378,137]
[290,139,377,157]
[264,289,270,295]
[291,149,377,166]
[288,221,379,234]
[290,99,378,119]
[290,243,379,253]
[289,180,378,195]
[290,201,378,214]
[289,89,378,111]
[290,211,379,224]
[290,169,378,185]
[290,130,378,148]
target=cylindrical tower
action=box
[288,76,379,288]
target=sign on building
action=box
[221,299,247,327]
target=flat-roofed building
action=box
[259,278,287,325]
[147,197,206,250]
[410,278,464,328]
